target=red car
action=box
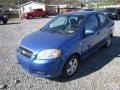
[64,9,76,13]
[24,9,49,19]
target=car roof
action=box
[62,11,99,17]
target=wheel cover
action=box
[67,58,78,76]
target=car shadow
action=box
[24,17,49,20]
[6,22,21,25]
[51,36,120,82]
[0,22,20,25]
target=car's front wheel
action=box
[62,55,79,78]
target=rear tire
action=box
[104,35,112,48]
[42,15,45,18]
[62,55,79,78]
[28,15,33,19]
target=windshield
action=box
[41,15,83,34]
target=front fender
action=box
[59,38,82,74]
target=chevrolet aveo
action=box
[16,11,114,78]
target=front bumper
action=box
[16,52,64,78]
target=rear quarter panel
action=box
[106,19,114,37]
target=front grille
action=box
[19,46,33,58]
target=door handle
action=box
[107,26,111,29]
[96,31,100,35]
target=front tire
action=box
[62,55,79,78]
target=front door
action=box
[81,14,99,59]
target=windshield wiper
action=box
[45,29,65,34]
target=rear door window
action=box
[98,14,108,26]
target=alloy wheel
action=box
[66,58,78,76]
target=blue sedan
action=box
[16,11,114,78]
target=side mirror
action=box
[85,29,95,36]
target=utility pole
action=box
[101,0,103,8]
[17,0,22,23]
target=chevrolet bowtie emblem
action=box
[21,50,27,55]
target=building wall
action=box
[20,3,45,18]
[23,3,45,13]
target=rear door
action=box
[97,13,110,42]
[38,9,44,17]
[32,10,37,17]
[35,9,40,17]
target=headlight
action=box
[36,49,61,60]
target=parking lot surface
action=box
[0,18,120,90]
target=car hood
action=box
[20,31,75,53]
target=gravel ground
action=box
[0,17,120,90]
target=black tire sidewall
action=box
[105,36,112,48]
